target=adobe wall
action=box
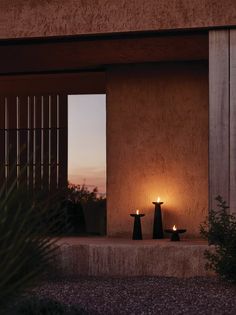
[107,62,208,238]
[0,0,235,39]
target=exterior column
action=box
[209,29,236,213]
[230,29,236,213]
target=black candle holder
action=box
[130,213,145,240]
[152,201,164,239]
[165,228,186,241]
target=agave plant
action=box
[0,176,67,308]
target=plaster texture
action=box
[0,0,235,39]
[107,62,208,238]
[55,237,214,278]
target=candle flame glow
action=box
[173,225,177,231]
[157,196,161,203]
[136,209,140,215]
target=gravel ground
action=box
[31,277,236,315]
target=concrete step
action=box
[54,237,215,278]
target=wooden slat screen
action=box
[0,71,105,195]
[0,94,68,193]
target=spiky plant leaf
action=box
[0,176,67,308]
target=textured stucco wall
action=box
[0,0,235,39]
[107,62,208,238]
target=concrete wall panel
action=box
[0,0,235,39]
[107,62,208,238]
[54,238,214,277]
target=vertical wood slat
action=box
[28,96,34,191]
[58,94,68,191]
[34,96,42,190]
[230,29,236,213]
[209,30,230,210]
[19,96,28,186]
[0,96,5,187]
[43,95,49,191]
[50,94,57,192]
[7,96,17,189]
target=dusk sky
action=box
[68,95,106,193]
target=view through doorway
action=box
[68,94,106,235]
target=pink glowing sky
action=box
[68,95,106,193]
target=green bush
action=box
[0,180,66,308]
[200,195,236,282]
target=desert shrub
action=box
[67,183,100,203]
[66,183,106,235]
[0,180,66,308]
[200,195,236,282]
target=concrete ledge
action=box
[54,237,215,278]
[0,0,235,39]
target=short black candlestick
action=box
[165,229,187,241]
[152,202,164,239]
[130,213,145,240]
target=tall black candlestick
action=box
[130,213,145,240]
[152,201,164,239]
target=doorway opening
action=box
[68,94,106,235]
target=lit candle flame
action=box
[157,196,161,203]
[136,209,140,215]
[173,225,177,231]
